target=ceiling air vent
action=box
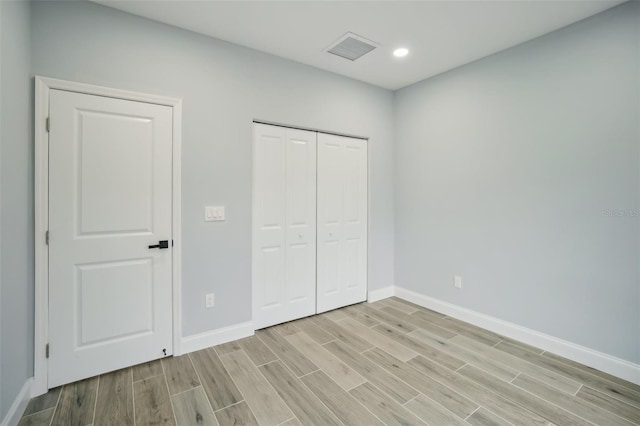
[325,32,379,61]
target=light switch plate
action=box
[205,206,226,222]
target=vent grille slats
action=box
[326,32,379,61]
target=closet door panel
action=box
[253,125,286,322]
[253,124,316,329]
[344,139,367,293]
[261,247,285,307]
[317,133,368,313]
[345,239,361,289]
[285,129,317,310]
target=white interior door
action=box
[317,133,368,313]
[253,124,317,329]
[48,89,174,387]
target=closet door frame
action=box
[251,121,369,329]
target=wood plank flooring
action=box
[19,297,640,425]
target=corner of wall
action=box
[0,378,32,426]
[179,321,254,355]
[1,0,33,421]
[367,286,395,303]
[0,0,3,416]
[394,286,640,385]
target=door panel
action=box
[78,111,154,234]
[48,89,173,387]
[288,137,313,225]
[288,243,310,302]
[345,239,361,289]
[77,259,153,345]
[260,135,286,228]
[260,247,284,307]
[323,240,340,294]
[253,124,317,329]
[317,133,368,313]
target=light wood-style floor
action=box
[19,297,640,426]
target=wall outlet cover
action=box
[205,293,215,308]
[454,275,462,288]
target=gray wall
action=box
[1,0,34,419]
[395,2,639,363]
[1,0,3,411]
[31,1,395,337]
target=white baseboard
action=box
[1,378,33,426]
[368,286,395,303]
[394,287,640,386]
[180,321,254,354]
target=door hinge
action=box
[46,117,50,132]
[45,230,49,245]
[46,343,49,358]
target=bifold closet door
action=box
[317,133,368,313]
[253,123,317,329]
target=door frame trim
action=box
[33,76,183,396]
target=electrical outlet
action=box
[205,293,215,308]
[454,275,462,289]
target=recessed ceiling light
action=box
[393,48,409,58]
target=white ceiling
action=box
[93,0,624,90]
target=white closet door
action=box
[253,124,317,329]
[48,89,173,387]
[317,133,368,313]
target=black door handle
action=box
[148,240,169,249]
